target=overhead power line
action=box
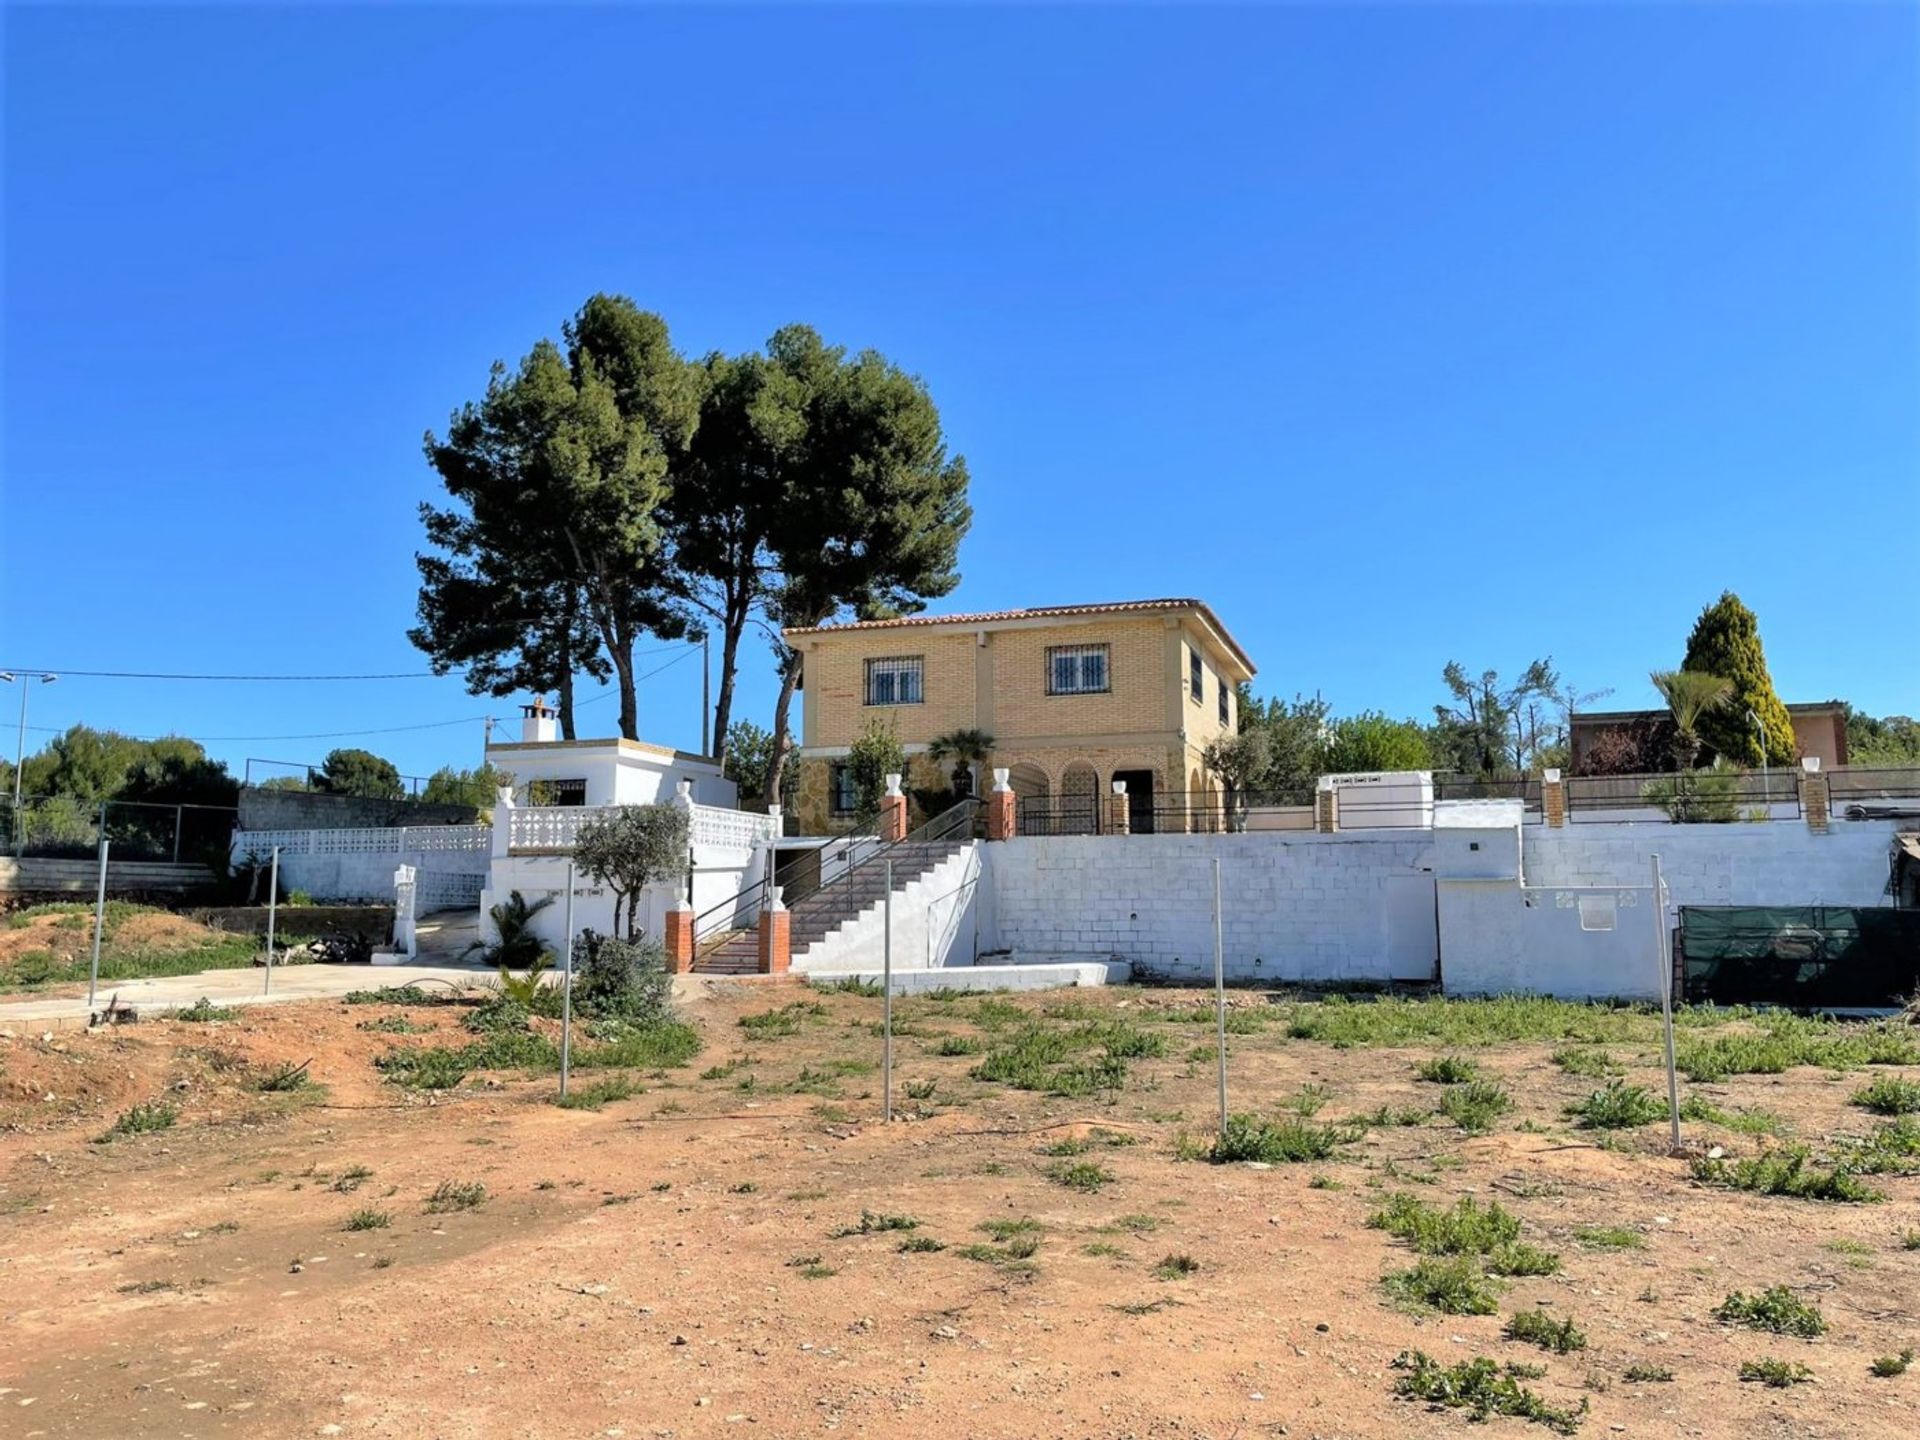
[0,642,693,684]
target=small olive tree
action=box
[846,715,907,822]
[571,803,690,940]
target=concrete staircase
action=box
[690,841,966,977]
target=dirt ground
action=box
[2,981,1917,1440]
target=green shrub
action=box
[1569,1081,1667,1130]
[572,930,674,1022]
[174,996,238,1022]
[1439,1081,1512,1133]
[1572,1226,1643,1250]
[95,1101,178,1143]
[829,1209,918,1237]
[1382,1256,1500,1315]
[343,984,432,1005]
[930,1033,983,1056]
[1870,1349,1913,1378]
[1738,1357,1812,1387]
[1713,1286,1826,1338]
[1368,1192,1560,1276]
[425,1180,487,1213]
[1622,1362,1673,1383]
[553,1075,644,1110]
[1845,1116,1920,1175]
[1391,1352,1585,1434]
[1151,1253,1200,1280]
[1204,1112,1360,1164]
[1049,1160,1114,1192]
[1415,1055,1479,1084]
[897,1235,946,1253]
[481,890,554,970]
[1691,1146,1881,1203]
[1852,1075,1920,1116]
[343,1208,390,1231]
[739,1001,825,1037]
[1504,1309,1587,1354]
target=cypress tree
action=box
[1680,592,1796,766]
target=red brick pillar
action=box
[985,768,1016,841]
[880,773,909,843]
[1799,759,1830,835]
[1541,768,1567,829]
[757,888,791,975]
[664,902,695,974]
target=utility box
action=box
[1325,770,1435,830]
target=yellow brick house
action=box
[784,598,1257,834]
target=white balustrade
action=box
[232,825,489,858]
[507,803,775,854]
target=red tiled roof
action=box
[783,598,1256,675]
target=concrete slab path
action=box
[0,909,492,1034]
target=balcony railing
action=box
[506,802,778,855]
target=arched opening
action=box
[1060,761,1101,836]
[1007,763,1051,836]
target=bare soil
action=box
[2,983,1916,1439]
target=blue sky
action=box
[3,2,1915,783]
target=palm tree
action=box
[928,728,996,798]
[1650,670,1733,770]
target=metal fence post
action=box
[882,859,894,1124]
[173,805,183,864]
[1213,857,1227,1137]
[560,861,576,1100]
[87,836,110,1014]
[1651,854,1681,1153]
[264,846,280,995]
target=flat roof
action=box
[485,736,720,769]
[782,597,1256,678]
[1573,701,1846,725]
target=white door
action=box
[1386,874,1439,982]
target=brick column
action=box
[1799,758,1830,835]
[1541,768,1567,829]
[985,768,1016,841]
[1314,778,1339,834]
[663,900,695,974]
[1106,781,1131,836]
[879,773,908,843]
[757,886,791,974]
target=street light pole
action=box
[3,672,57,854]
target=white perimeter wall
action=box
[481,837,760,955]
[231,829,490,905]
[980,821,1903,997]
[1523,822,1900,906]
[982,832,1436,984]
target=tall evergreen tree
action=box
[1680,592,1795,766]
[413,296,696,742]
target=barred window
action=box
[864,655,923,706]
[829,763,857,815]
[1219,677,1231,727]
[528,777,588,807]
[1189,647,1204,703]
[1047,644,1110,695]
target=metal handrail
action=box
[689,797,980,944]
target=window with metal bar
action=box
[1219,677,1231,727]
[829,763,857,815]
[527,778,588,807]
[1047,643,1110,695]
[863,655,923,706]
[1189,647,1204,703]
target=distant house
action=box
[1569,700,1849,773]
[783,598,1256,834]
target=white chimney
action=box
[520,696,558,744]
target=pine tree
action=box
[1680,592,1796,766]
